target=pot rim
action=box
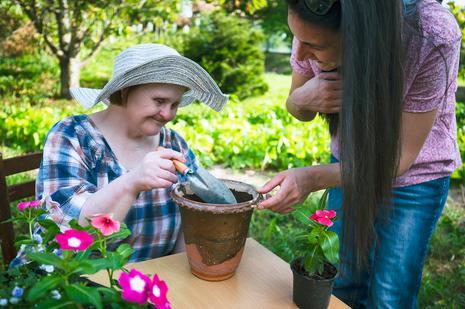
[290,257,338,282]
[170,179,261,214]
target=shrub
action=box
[180,11,268,100]
[0,53,58,102]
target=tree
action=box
[11,0,180,98]
[203,0,290,49]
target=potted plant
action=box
[290,190,339,309]
[1,199,171,308]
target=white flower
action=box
[51,290,61,300]
[9,297,19,304]
[39,264,55,273]
[0,299,7,306]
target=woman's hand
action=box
[256,167,322,214]
[126,148,185,193]
[288,72,342,114]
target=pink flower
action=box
[148,274,170,308]
[55,229,93,250]
[119,269,151,305]
[90,214,120,236]
[17,200,41,211]
[310,210,337,227]
[28,200,42,207]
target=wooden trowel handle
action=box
[172,159,189,174]
[157,146,189,174]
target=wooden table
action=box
[89,238,349,309]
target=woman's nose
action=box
[295,42,317,61]
[159,105,176,121]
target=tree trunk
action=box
[59,55,81,98]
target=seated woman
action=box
[29,44,227,263]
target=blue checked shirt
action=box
[35,115,198,262]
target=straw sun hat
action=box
[70,44,228,112]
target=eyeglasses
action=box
[303,0,338,16]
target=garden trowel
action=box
[172,159,237,204]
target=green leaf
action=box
[318,189,330,210]
[293,208,312,225]
[71,260,96,275]
[264,217,277,241]
[116,243,134,260]
[27,276,62,301]
[307,228,320,245]
[97,287,117,298]
[37,218,60,230]
[107,252,125,269]
[74,250,91,262]
[87,258,114,273]
[321,230,339,264]
[303,246,321,275]
[16,239,35,246]
[27,251,63,269]
[64,284,102,309]
[36,300,76,309]
[105,227,131,241]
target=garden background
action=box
[0,1,464,307]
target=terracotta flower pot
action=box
[171,179,260,281]
[290,257,338,309]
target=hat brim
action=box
[70,55,228,112]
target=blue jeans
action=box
[328,158,450,308]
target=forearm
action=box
[286,88,317,122]
[78,174,138,225]
[309,163,341,189]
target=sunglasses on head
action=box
[303,0,338,16]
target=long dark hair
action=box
[287,0,405,268]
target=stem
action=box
[99,234,114,288]
[28,208,34,241]
[63,250,71,286]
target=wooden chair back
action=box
[0,151,43,265]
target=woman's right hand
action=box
[289,72,342,114]
[126,148,185,193]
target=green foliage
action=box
[0,74,330,170]
[449,2,465,79]
[418,199,465,308]
[453,101,465,183]
[0,102,102,152]
[180,11,268,100]
[0,53,58,101]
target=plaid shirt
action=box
[34,115,197,262]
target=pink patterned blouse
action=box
[290,0,462,187]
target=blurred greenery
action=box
[178,11,269,99]
[0,73,330,170]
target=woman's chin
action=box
[142,125,162,136]
[317,63,338,72]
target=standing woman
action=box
[258,0,461,307]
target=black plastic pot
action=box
[290,257,337,309]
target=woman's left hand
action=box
[256,167,320,214]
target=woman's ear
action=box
[121,88,129,105]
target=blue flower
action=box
[0,299,7,307]
[12,286,24,298]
